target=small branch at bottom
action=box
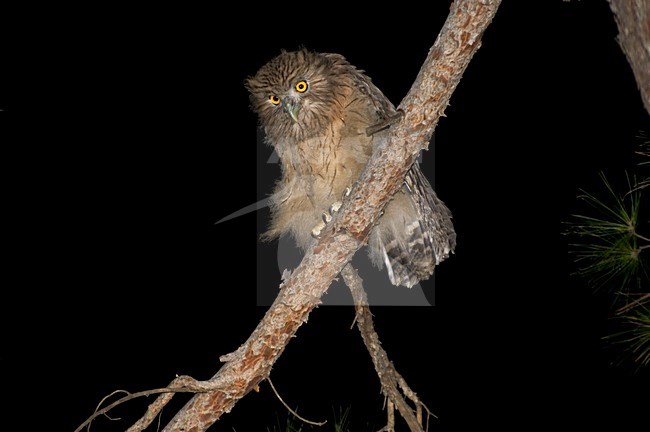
[377,399,395,432]
[341,264,430,432]
[75,376,214,432]
[267,378,327,427]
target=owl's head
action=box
[246,49,351,143]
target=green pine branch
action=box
[566,134,649,368]
[607,301,650,367]
[568,173,646,293]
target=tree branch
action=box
[608,0,650,115]
[342,264,432,432]
[132,2,503,431]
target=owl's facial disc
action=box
[282,99,300,123]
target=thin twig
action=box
[95,389,129,422]
[267,378,327,426]
[76,376,214,432]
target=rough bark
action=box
[342,264,430,432]
[608,0,650,115]
[154,2,501,431]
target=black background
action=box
[1,1,649,431]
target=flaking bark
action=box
[608,0,650,115]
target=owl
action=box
[246,49,456,288]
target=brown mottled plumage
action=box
[246,49,455,287]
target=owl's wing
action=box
[404,163,456,265]
[323,52,454,286]
[377,163,456,288]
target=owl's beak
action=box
[282,101,300,123]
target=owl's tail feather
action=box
[375,164,456,288]
[380,220,435,288]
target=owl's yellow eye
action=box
[295,80,308,93]
[269,95,281,105]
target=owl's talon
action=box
[343,186,352,198]
[311,220,326,239]
[313,200,342,239]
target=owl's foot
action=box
[311,187,352,239]
[311,220,326,239]
[310,202,340,239]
